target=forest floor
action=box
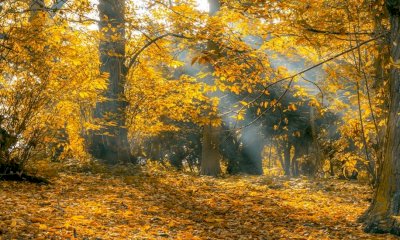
[0,163,399,240]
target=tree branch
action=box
[231,34,384,130]
[305,28,376,36]
[50,0,68,16]
[0,0,68,39]
[126,33,192,71]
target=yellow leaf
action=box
[79,92,89,98]
[148,206,160,212]
[231,85,240,95]
[71,215,85,221]
[142,224,151,231]
[39,224,48,230]
[72,59,81,65]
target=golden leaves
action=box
[0,6,106,163]
[0,168,394,239]
[38,224,48,230]
[70,215,85,221]
[231,85,240,95]
[203,218,224,223]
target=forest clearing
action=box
[1,0,400,239]
[0,164,398,240]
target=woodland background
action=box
[0,0,400,239]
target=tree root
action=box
[0,172,50,184]
[361,211,400,236]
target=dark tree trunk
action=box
[148,137,162,161]
[169,144,184,170]
[277,146,284,173]
[329,159,335,177]
[221,127,241,174]
[291,145,300,177]
[200,124,221,176]
[90,0,131,164]
[283,143,291,176]
[310,107,322,176]
[268,142,273,168]
[361,1,400,234]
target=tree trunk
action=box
[283,143,291,176]
[310,107,322,176]
[268,142,273,169]
[90,0,131,164]
[291,145,300,177]
[200,124,221,176]
[373,6,390,186]
[277,146,284,173]
[361,1,400,234]
[200,0,222,176]
[221,126,241,174]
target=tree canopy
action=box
[1,0,400,238]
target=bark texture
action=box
[361,1,400,234]
[199,0,222,176]
[90,0,131,164]
[200,124,221,176]
[283,143,291,176]
[309,107,322,175]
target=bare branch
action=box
[305,27,377,36]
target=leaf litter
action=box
[0,165,398,240]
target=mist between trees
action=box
[0,0,400,238]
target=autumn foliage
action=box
[0,164,398,239]
[0,0,400,238]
